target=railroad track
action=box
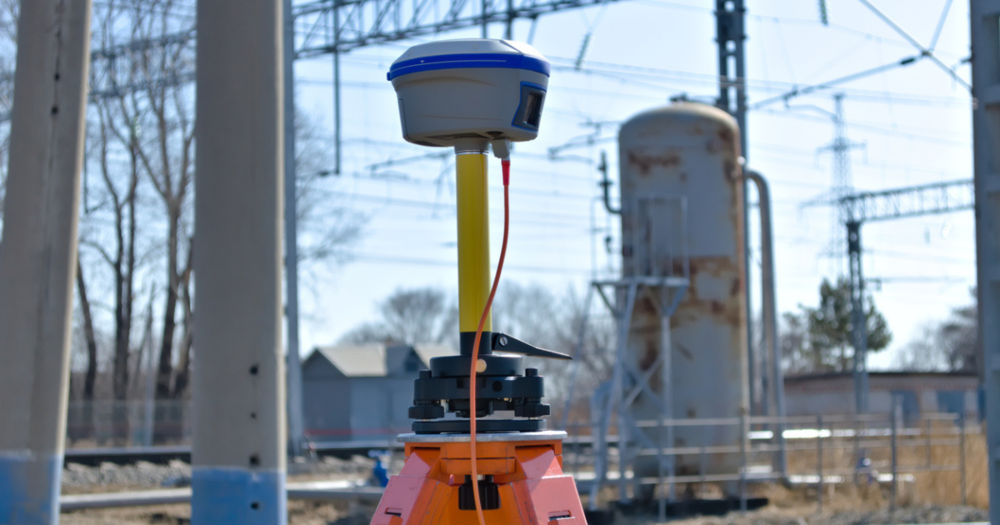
[63,435,608,466]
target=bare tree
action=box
[938,291,979,373]
[170,245,194,399]
[340,287,456,345]
[77,91,145,442]
[894,289,978,373]
[72,0,362,423]
[292,109,364,266]
[0,0,19,219]
[893,326,949,371]
[507,284,615,412]
[780,312,819,374]
[75,259,99,438]
[493,281,561,348]
[96,1,200,403]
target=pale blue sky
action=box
[290,0,977,369]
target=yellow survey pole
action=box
[455,144,492,345]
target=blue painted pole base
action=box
[0,452,61,525]
[191,468,287,525]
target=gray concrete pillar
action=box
[191,0,287,523]
[0,0,93,523]
[282,0,306,457]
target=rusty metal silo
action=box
[618,102,749,487]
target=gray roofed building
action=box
[301,343,455,443]
[784,371,980,423]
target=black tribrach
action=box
[408,332,571,434]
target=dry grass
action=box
[765,421,987,510]
[910,424,988,508]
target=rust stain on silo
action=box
[676,256,744,330]
[718,125,734,146]
[626,150,681,176]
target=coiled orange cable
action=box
[468,158,510,525]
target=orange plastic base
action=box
[370,436,587,524]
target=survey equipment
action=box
[370,39,587,525]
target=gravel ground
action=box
[659,505,989,525]
[62,461,192,493]
[59,456,381,523]
[61,455,377,494]
[60,460,989,524]
[62,502,989,525]
[60,500,368,525]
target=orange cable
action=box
[469,158,511,525]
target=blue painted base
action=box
[0,453,61,525]
[191,468,287,525]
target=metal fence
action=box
[62,400,980,521]
[66,400,192,447]
[563,409,979,521]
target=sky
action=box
[288,0,978,369]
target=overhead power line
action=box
[757,108,971,147]
[928,0,955,52]
[545,57,972,108]
[866,275,967,287]
[750,55,923,110]
[855,0,971,90]
[294,0,620,56]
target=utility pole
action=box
[829,179,975,415]
[969,1,1000,521]
[818,94,866,413]
[482,0,489,37]
[847,220,869,414]
[819,94,864,275]
[506,0,515,39]
[332,1,342,175]
[715,0,754,415]
[191,0,287,522]
[0,0,93,523]
[284,0,306,458]
[715,0,747,153]
[831,94,853,269]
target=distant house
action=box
[784,371,980,422]
[301,343,454,443]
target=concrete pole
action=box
[332,1,342,176]
[283,0,306,459]
[191,0,287,523]
[0,0,93,523]
[969,1,1000,522]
